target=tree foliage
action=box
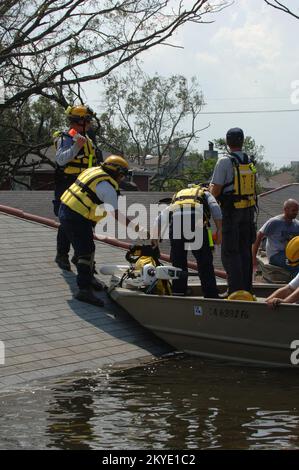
[0,0,230,110]
[0,98,65,187]
[100,69,207,189]
[0,0,230,186]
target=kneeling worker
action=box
[59,155,143,306]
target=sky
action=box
[85,0,299,169]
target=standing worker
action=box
[154,184,222,298]
[53,105,98,271]
[209,127,257,295]
[59,156,145,306]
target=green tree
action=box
[100,70,207,189]
[0,0,230,111]
[161,156,217,191]
[0,98,65,187]
[0,1,230,185]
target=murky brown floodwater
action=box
[0,356,299,450]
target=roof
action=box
[258,177,281,190]
[269,171,296,185]
[1,184,299,272]
[0,212,170,390]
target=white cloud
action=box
[195,51,220,65]
[212,23,280,66]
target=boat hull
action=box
[110,285,299,368]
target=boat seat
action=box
[256,254,292,284]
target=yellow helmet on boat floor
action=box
[286,236,299,267]
[227,290,256,301]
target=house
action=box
[0,147,152,191]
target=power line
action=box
[207,96,290,101]
[201,109,299,115]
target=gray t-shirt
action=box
[210,151,247,194]
[260,215,299,259]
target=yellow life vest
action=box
[61,166,119,222]
[171,185,210,223]
[224,153,257,209]
[53,130,97,175]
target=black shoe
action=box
[91,277,104,291]
[55,254,71,271]
[219,290,229,299]
[75,288,104,307]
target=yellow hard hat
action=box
[227,290,256,301]
[286,236,299,267]
[65,105,96,121]
[103,155,129,176]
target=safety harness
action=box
[53,129,97,175]
[61,166,119,222]
[221,152,257,210]
[171,185,211,223]
[170,185,214,247]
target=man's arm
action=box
[214,218,222,245]
[56,134,86,167]
[266,285,294,308]
[252,230,265,267]
[209,183,223,199]
[114,210,148,238]
[205,191,222,244]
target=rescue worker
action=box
[153,184,222,298]
[209,127,257,295]
[59,155,145,307]
[53,104,98,271]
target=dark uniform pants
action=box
[170,225,218,298]
[59,204,95,289]
[221,206,256,294]
[53,173,77,255]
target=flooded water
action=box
[0,356,299,450]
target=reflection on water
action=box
[0,357,299,449]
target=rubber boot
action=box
[55,253,71,271]
[91,277,104,291]
[75,288,104,307]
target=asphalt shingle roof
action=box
[1,184,299,271]
[0,213,170,390]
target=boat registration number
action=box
[193,306,249,320]
[208,307,249,320]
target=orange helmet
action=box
[65,105,96,122]
[103,155,129,176]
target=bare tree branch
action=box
[0,0,231,110]
[264,1,299,19]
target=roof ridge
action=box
[259,183,299,197]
